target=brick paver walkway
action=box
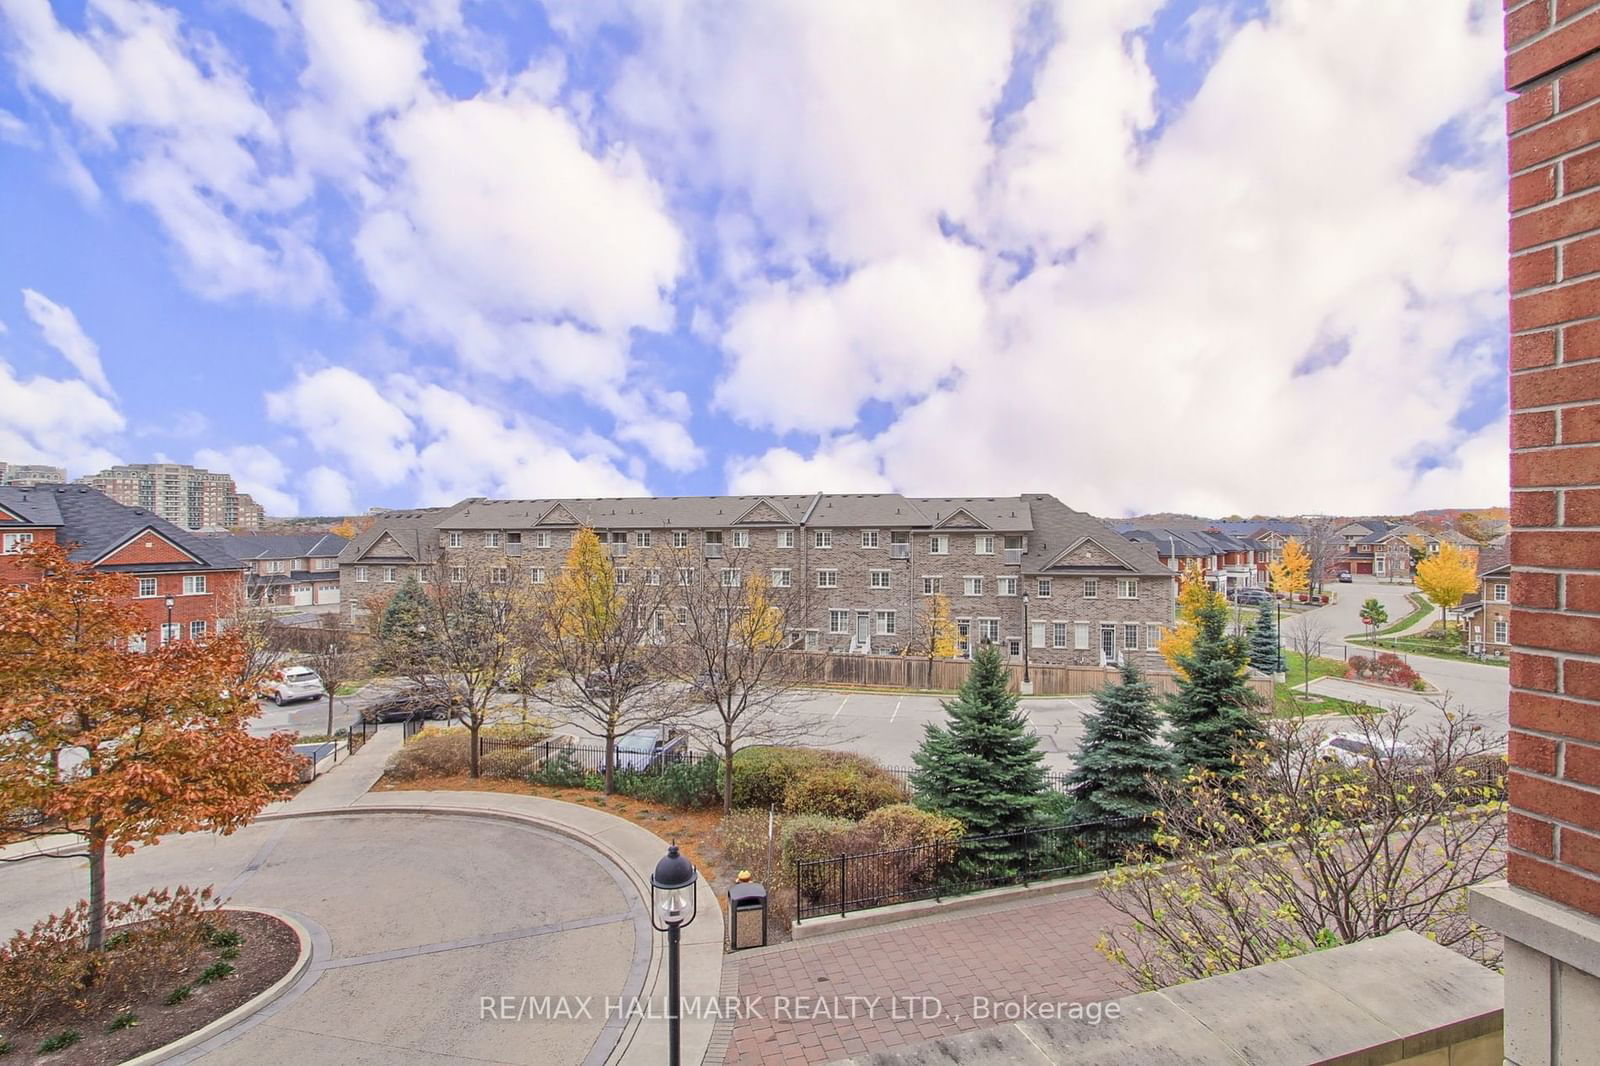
[724,891,1128,1064]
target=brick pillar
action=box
[1473,4,1600,1063]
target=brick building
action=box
[1458,546,1512,658]
[0,484,246,647]
[340,493,1178,668]
[1117,524,1266,592]
[1469,3,1600,1060]
[78,462,266,532]
[204,532,347,609]
[0,461,66,486]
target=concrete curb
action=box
[122,905,313,1066]
[791,870,1107,940]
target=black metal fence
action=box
[793,816,1143,922]
[476,735,709,775]
[344,714,426,754]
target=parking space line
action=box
[890,698,903,723]
[832,694,851,719]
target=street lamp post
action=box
[1021,592,1031,685]
[164,594,175,644]
[651,844,698,1066]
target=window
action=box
[1374,557,1386,576]
[922,575,943,595]
[1492,583,1508,603]
[1,531,34,554]
[676,606,689,625]
[646,569,661,586]
[190,620,207,640]
[486,531,501,548]
[1053,622,1068,649]
[721,568,742,587]
[1004,535,1025,551]
[1123,624,1140,650]
[447,531,462,548]
[732,529,749,548]
[975,535,995,555]
[977,618,1000,642]
[678,567,695,585]
[1147,624,1162,650]
[929,535,948,555]
[870,569,891,589]
[1494,618,1509,644]
[128,633,147,653]
[997,576,1017,597]
[138,577,158,598]
[315,558,337,570]
[1074,622,1090,650]
[532,568,546,585]
[616,568,630,585]
[1083,578,1099,599]
[535,531,552,549]
[1118,578,1138,599]
[704,531,723,545]
[861,530,880,548]
[771,568,792,588]
[829,610,850,634]
[420,570,431,583]
[491,567,508,585]
[672,530,688,548]
[182,575,207,595]
[816,569,838,589]
[814,530,833,549]
[507,532,522,546]
[963,576,983,597]
[956,618,971,656]
[1031,621,1046,649]
[160,623,179,645]
[384,567,397,583]
[265,560,286,574]
[875,610,896,635]
[636,530,653,548]
[1007,638,1022,657]
[1037,578,1052,598]
[778,529,795,548]
[451,567,465,583]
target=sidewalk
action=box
[272,725,403,811]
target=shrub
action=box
[478,747,536,780]
[530,749,595,788]
[164,986,192,1006]
[385,732,472,780]
[859,804,964,851]
[782,764,905,819]
[196,962,233,985]
[37,1030,79,1054]
[616,758,723,809]
[732,747,826,809]
[780,814,873,903]
[108,1012,138,1031]
[481,721,553,744]
[1348,653,1420,688]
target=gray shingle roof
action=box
[1027,497,1171,576]
[203,532,348,560]
[15,485,244,571]
[0,486,63,526]
[339,506,464,564]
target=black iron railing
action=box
[476,736,706,774]
[793,816,1145,922]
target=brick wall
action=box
[1506,0,1600,917]
[125,569,245,646]
[0,528,55,583]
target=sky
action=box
[0,0,1510,518]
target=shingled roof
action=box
[3,484,244,572]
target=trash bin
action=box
[728,882,768,950]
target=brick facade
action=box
[1505,0,1600,916]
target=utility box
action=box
[728,883,768,950]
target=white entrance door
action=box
[855,611,870,651]
[1099,624,1118,666]
[293,583,313,606]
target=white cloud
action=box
[303,464,355,514]
[0,359,124,474]
[20,289,114,395]
[195,443,297,514]
[264,366,416,485]
[726,438,891,496]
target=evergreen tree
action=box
[1166,599,1266,778]
[376,577,428,670]
[1247,599,1282,674]
[1067,662,1171,847]
[911,644,1047,870]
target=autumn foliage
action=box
[0,543,299,951]
[1267,537,1311,600]
[1415,542,1478,632]
[1158,562,1226,677]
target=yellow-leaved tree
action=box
[1415,542,1478,634]
[908,593,960,687]
[1267,538,1311,601]
[1159,562,1227,677]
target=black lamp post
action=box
[651,843,698,1066]
[164,594,175,643]
[1021,592,1031,684]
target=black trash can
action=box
[728,882,768,950]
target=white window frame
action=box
[1037,578,1052,598]
[997,576,1018,597]
[636,530,653,548]
[646,569,661,586]
[977,617,1000,643]
[189,619,207,640]
[676,606,690,625]
[1123,623,1140,650]
[1,531,34,554]
[673,530,689,548]
[1494,618,1509,644]
[725,529,746,548]
[678,567,695,586]
[1492,583,1508,603]
[1147,624,1162,650]
[778,529,795,548]
[485,531,502,548]
[1031,621,1047,649]
[861,530,880,549]
[182,575,207,595]
[450,567,466,583]
[771,568,792,588]
[616,568,630,585]
[721,568,741,587]
[929,535,949,555]
[814,529,833,549]
[975,534,995,555]
[355,566,368,583]
[265,560,286,574]
[870,569,891,590]
[963,575,983,597]
[829,609,850,635]
[138,577,158,598]
[922,575,943,595]
[535,531,552,549]
[447,531,462,548]
[816,569,838,589]
[1083,578,1099,599]
[384,567,397,583]
[1074,622,1090,650]
[128,633,147,653]
[491,567,508,585]
[875,610,896,636]
[160,622,179,645]
[532,568,547,585]
[1118,578,1139,600]
[1052,622,1069,649]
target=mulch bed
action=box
[4,911,300,1065]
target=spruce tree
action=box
[910,643,1047,870]
[1166,599,1265,778]
[376,577,428,670]
[1067,662,1171,846]
[1247,599,1282,675]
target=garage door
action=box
[293,584,313,606]
[317,585,340,605]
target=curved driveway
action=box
[1,813,649,1065]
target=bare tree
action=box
[1098,704,1506,989]
[1299,518,1339,596]
[669,547,826,814]
[218,582,293,697]
[1286,614,1330,695]
[524,528,678,793]
[300,615,370,737]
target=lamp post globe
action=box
[164,594,175,643]
[651,844,697,1066]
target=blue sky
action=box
[0,0,1508,517]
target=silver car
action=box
[266,666,327,706]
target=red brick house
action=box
[0,484,247,648]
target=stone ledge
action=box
[1471,878,1600,977]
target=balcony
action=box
[703,543,724,560]
[610,543,629,558]
[505,544,522,557]
[1003,548,1024,566]
[889,543,910,560]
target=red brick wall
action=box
[127,570,245,645]
[0,528,56,583]
[1507,0,1600,917]
[100,531,202,567]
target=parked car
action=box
[1229,588,1273,606]
[1317,733,1421,769]
[1337,570,1354,583]
[363,683,452,723]
[262,666,326,706]
[613,726,685,771]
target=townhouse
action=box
[0,484,247,647]
[1458,546,1511,657]
[203,532,348,609]
[1333,520,1414,579]
[1116,524,1265,593]
[339,493,1177,668]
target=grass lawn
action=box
[334,679,372,696]
[1351,630,1510,668]
[1368,592,1433,637]
[1272,651,1374,717]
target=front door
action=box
[855,611,870,650]
[1100,624,1117,666]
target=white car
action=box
[1317,732,1421,769]
[264,666,327,706]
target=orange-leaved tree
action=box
[1415,542,1478,635]
[0,543,300,951]
[1267,538,1311,601]
[1159,561,1227,678]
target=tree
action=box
[0,543,299,952]
[1359,597,1388,643]
[1097,706,1506,988]
[907,592,959,686]
[672,556,823,814]
[1267,537,1311,601]
[1455,512,1500,550]
[1159,562,1225,676]
[1066,663,1171,844]
[527,528,676,793]
[1415,543,1477,633]
[1247,598,1282,674]
[300,616,369,738]
[374,576,428,669]
[1286,615,1330,696]
[1165,598,1264,777]
[1297,520,1339,596]
[910,644,1048,868]
[1404,533,1429,568]
[328,518,358,538]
